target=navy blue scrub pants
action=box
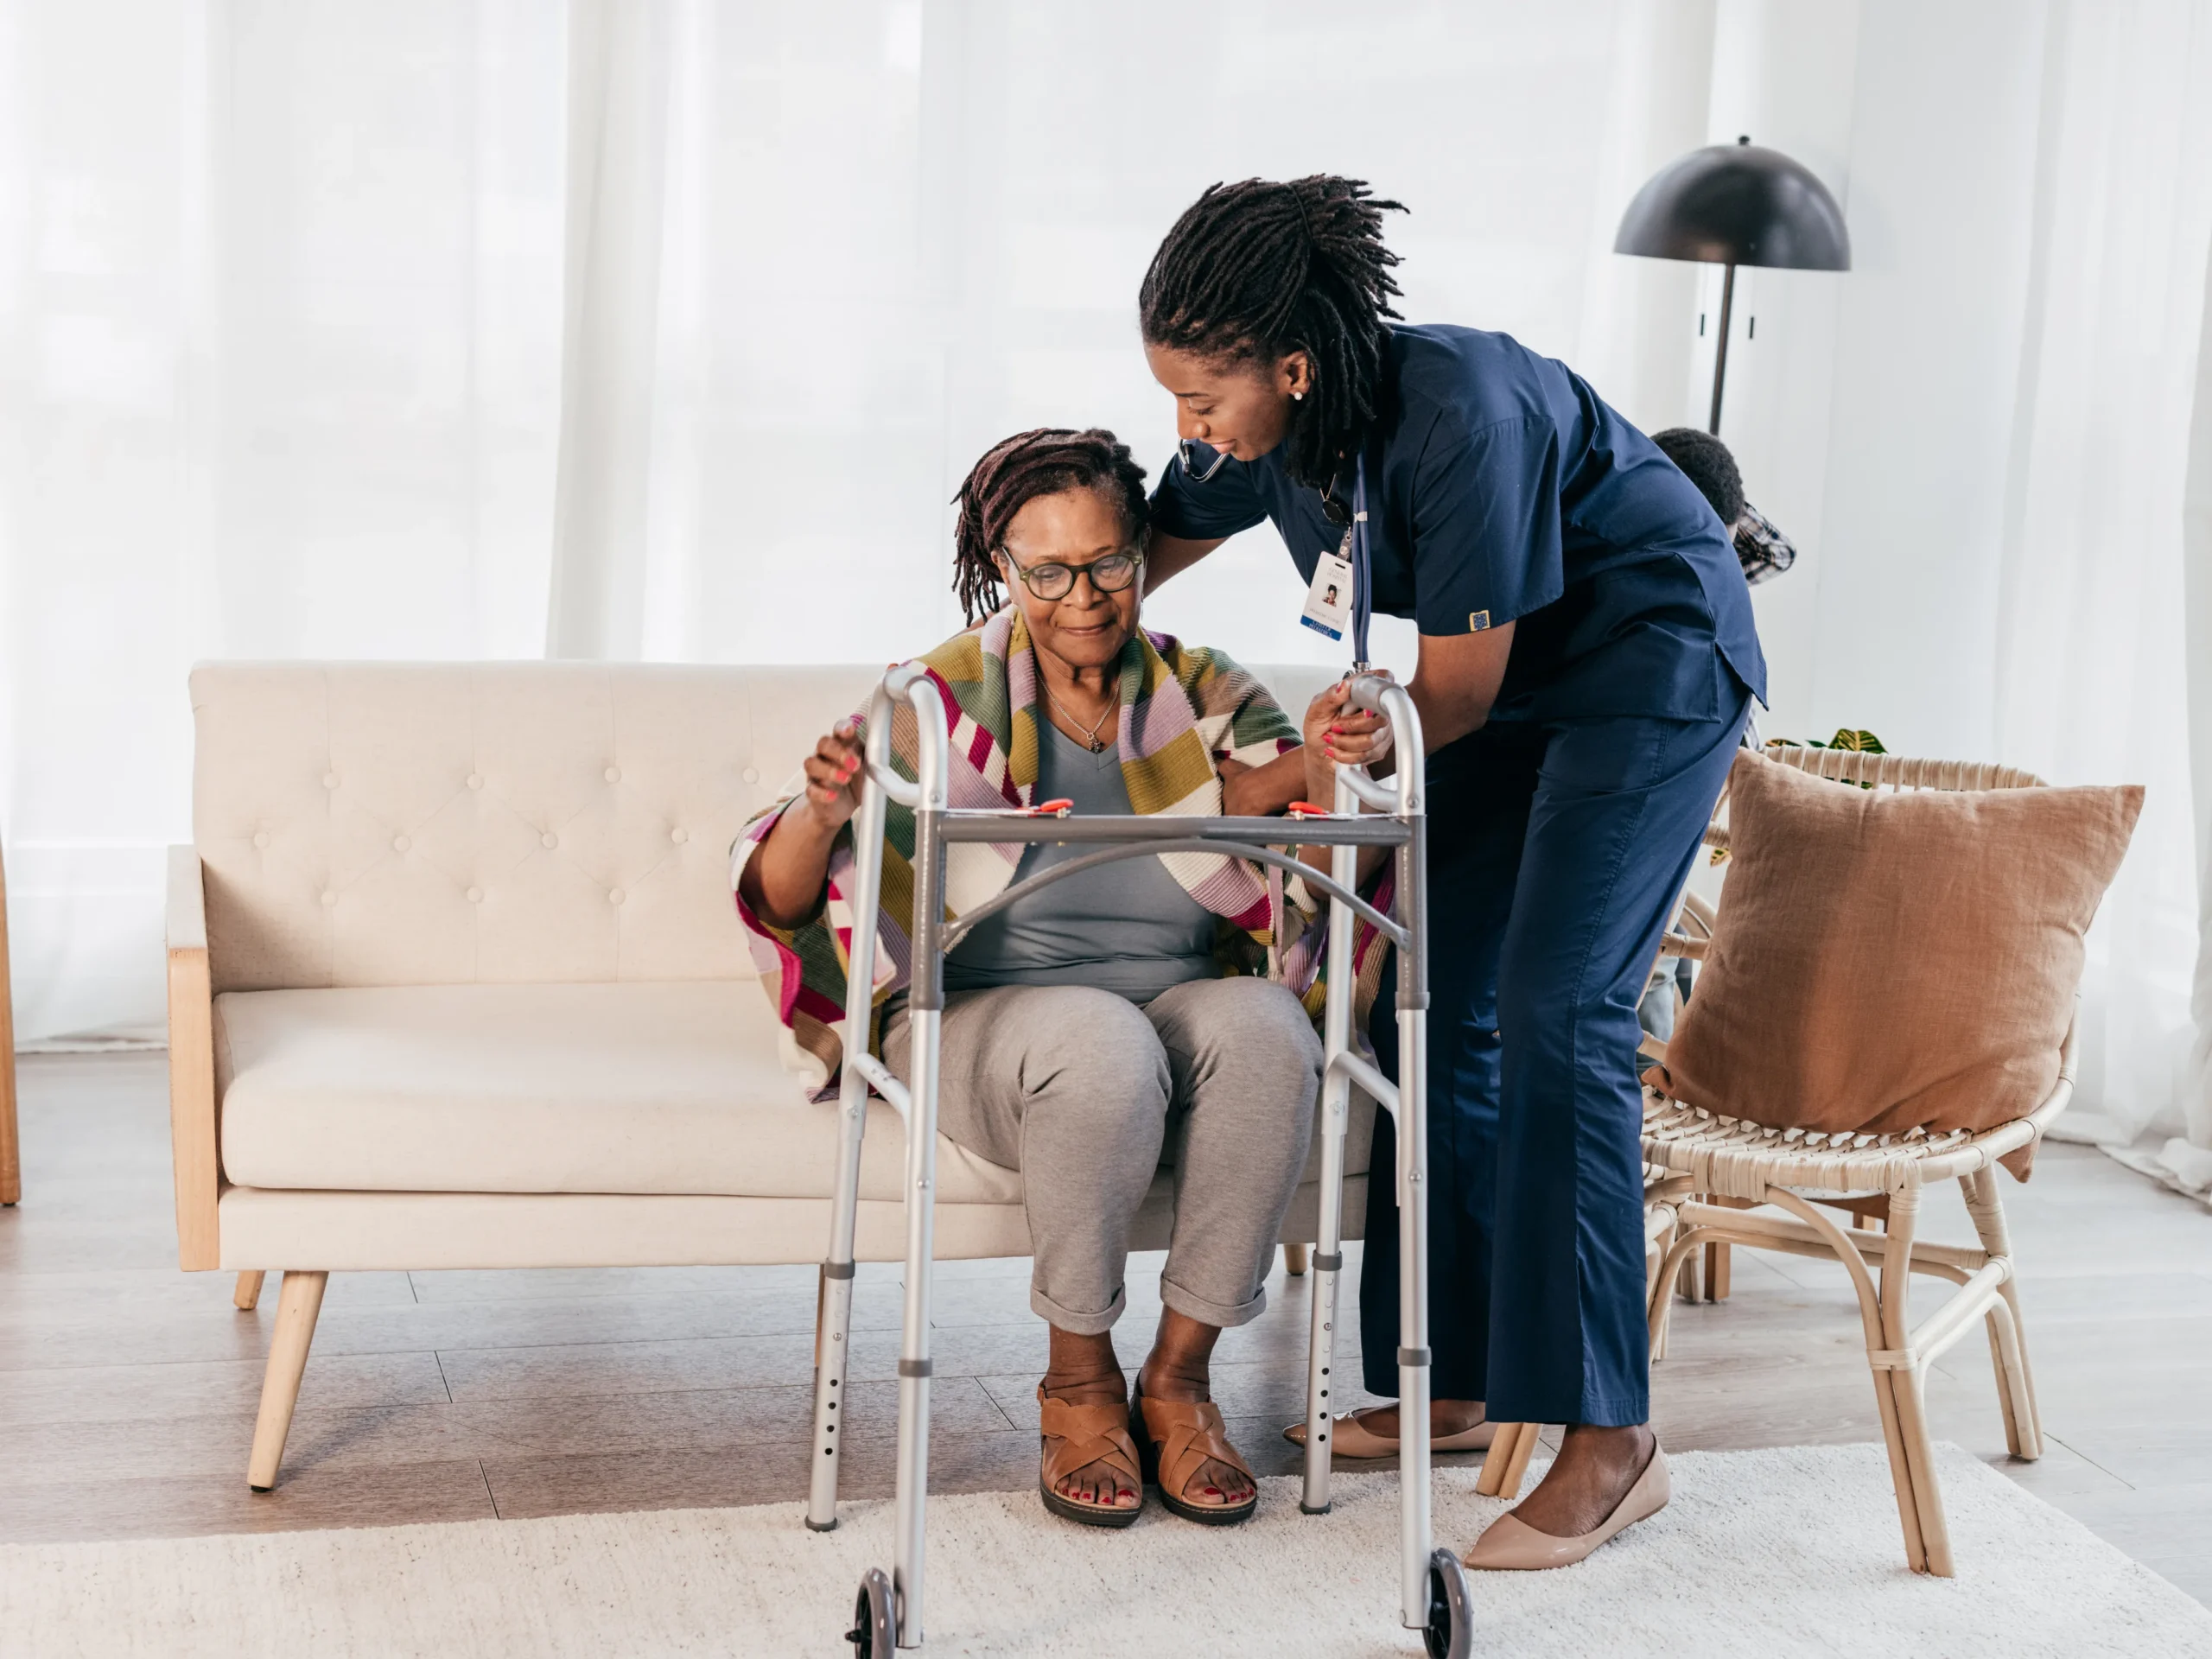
[1361,692,1749,1427]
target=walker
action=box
[810,663,1475,1657]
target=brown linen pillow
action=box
[1644,753,2142,1175]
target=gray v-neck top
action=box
[942,721,1220,1002]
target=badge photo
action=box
[1301,551,1356,641]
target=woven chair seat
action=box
[1641,1095,2041,1203]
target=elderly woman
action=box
[734,429,1382,1529]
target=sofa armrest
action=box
[167,846,219,1270]
[167,841,207,950]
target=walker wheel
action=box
[845,1567,894,1656]
[1423,1548,1474,1659]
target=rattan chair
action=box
[1638,746,2063,1577]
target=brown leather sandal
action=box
[1129,1390,1258,1526]
[1037,1386,1144,1529]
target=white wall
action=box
[1801,2,2050,760]
[1698,0,1863,743]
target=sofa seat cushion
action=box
[215,982,1370,1201]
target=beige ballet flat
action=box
[1464,1443,1669,1570]
[1281,1408,1497,1459]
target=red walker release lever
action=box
[1020,798,1075,817]
[1287,801,1337,819]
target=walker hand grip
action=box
[1344,673,1394,715]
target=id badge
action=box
[1300,551,1356,641]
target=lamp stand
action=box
[1707,261,1737,435]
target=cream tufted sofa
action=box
[167,660,1373,1488]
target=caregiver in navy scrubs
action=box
[1137,176,1764,1571]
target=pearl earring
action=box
[1293,391,1305,401]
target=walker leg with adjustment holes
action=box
[809,683,903,1534]
[1300,791,1363,1516]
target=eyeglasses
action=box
[1177,437,1233,483]
[996,548,1145,601]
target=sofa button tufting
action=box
[253,831,270,849]
[393,836,410,853]
[741,766,760,785]
[467,886,484,904]
[608,888,626,906]
[323,772,339,790]
[670,827,689,844]
[604,766,621,784]
[467,773,484,790]
[542,833,558,849]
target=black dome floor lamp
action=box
[1615,135,1851,435]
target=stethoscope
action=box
[1176,437,1375,675]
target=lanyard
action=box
[1350,454,1372,671]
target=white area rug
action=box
[3,1444,2205,1657]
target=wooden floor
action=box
[3,1052,2209,1608]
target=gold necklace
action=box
[1044,684,1115,753]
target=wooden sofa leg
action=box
[1283,1243,1310,1276]
[233,1270,265,1311]
[248,1270,327,1491]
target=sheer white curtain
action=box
[1988,0,2212,1175]
[6,0,2212,1175]
[0,2,564,1040]
[0,0,1688,1041]
[1694,0,2212,1175]
[594,0,1687,676]
[2180,143,2212,1202]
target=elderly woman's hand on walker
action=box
[739,723,863,930]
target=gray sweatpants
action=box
[883,976,1321,1335]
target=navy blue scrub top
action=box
[1149,324,1766,723]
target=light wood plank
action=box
[0,1349,449,1430]
[0,1459,496,1546]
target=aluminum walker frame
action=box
[815,665,1474,1658]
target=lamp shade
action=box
[1614,140,1850,271]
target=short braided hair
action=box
[950,428,1150,624]
[1140,175,1405,488]
[1649,427,1745,524]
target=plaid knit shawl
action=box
[729,609,1378,1096]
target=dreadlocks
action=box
[950,428,1151,624]
[1140,175,1406,489]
